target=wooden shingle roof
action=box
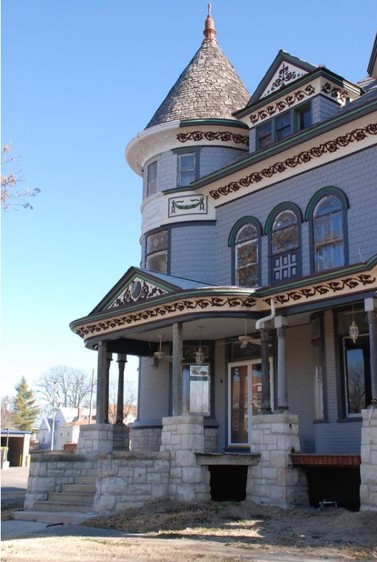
[145,8,249,129]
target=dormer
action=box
[234,50,364,154]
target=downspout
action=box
[256,299,276,330]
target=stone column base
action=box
[247,413,308,509]
[360,407,377,511]
[160,415,210,502]
[77,424,114,457]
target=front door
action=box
[228,359,273,447]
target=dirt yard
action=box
[2,500,377,561]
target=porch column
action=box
[96,341,110,424]
[365,298,377,402]
[275,316,288,411]
[261,328,272,413]
[311,313,325,420]
[116,353,127,424]
[172,322,183,416]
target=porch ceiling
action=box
[95,312,312,353]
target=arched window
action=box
[228,218,261,287]
[306,188,348,272]
[266,204,302,283]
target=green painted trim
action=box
[191,99,377,189]
[264,202,303,235]
[70,286,257,329]
[172,146,201,154]
[304,186,349,220]
[228,216,262,246]
[179,118,249,130]
[257,254,377,297]
[235,67,363,118]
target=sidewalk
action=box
[1,466,29,509]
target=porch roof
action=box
[69,256,377,350]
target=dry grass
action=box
[84,500,377,559]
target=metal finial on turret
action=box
[203,2,216,42]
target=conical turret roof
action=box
[145,6,249,129]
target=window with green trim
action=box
[235,224,259,287]
[147,161,157,196]
[270,209,300,283]
[313,195,344,272]
[177,153,197,187]
[256,102,311,150]
[146,230,168,273]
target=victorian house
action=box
[24,10,377,517]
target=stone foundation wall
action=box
[129,426,162,452]
[94,451,170,512]
[360,407,377,511]
[247,413,308,509]
[24,453,97,510]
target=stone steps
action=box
[32,476,97,514]
[61,483,96,494]
[48,492,94,504]
[74,475,96,486]
[13,509,97,525]
[33,500,94,512]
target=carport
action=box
[1,430,32,468]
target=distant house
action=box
[37,407,92,450]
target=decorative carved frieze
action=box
[177,130,249,146]
[168,195,207,217]
[108,277,168,309]
[75,295,257,338]
[270,274,376,306]
[321,82,350,104]
[249,86,316,125]
[210,123,377,200]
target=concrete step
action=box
[12,510,98,525]
[62,483,96,494]
[75,476,96,485]
[33,501,94,513]
[48,492,94,504]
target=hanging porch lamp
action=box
[349,306,359,344]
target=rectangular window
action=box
[236,240,258,287]
[189,365,210,415]
[146,230,168,273]
[177,153,196,187]
[147,161,157,196]
[314,213,344,271]
[256,122,272,149]
[343,336,371,415]
[295,102,312,131]
[337,309,371,417]
[275,113,291,141]
[256,102,312,150]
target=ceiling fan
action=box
[154,335,172,362]
[237,320,261,348]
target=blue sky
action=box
[2,0,376,398]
